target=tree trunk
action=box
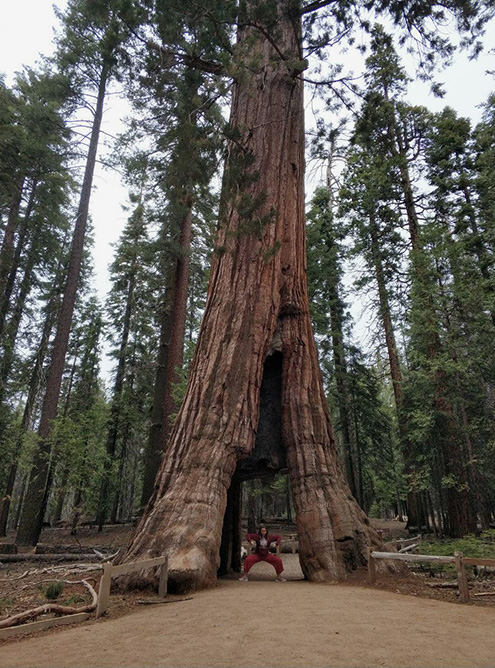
[391,114,474,536]
[0,288,59,536]
[368,213,421,526]
[120,1,380,593]
[140,194,194,507]
[16,64,109,546]
[0,178,38,341]
[96,260,136,531]
[0,176,25,296]
[324,146,360,503]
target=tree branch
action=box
[299,0,334,17]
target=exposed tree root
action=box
[0,579,97,629]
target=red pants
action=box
[244,553,284,575]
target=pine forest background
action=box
[1,0,495,545]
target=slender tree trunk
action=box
[391,116,474,536]
[121,2,381,593]
[0,176,24,295]
[54,465,69,524]
[460,182,495,325]
[247,484,256,532]
[110,423,130,524]
[140,195,194,506]
[0,289,59,536]
[368,214,421,526]
[326,232,359,503]
[0,178,38,340]
[16,64,109,546]
[97,270,135,530]
[323,149,360,504]
[0,217,62,409]
[436,257,486,530]
[13,474,27,530]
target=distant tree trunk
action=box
[0,178,38,340]
[286,476,292,522]
[120,1,381,593]
[110,420,131,524]
[246,485,256,532]
[16,64,109,546]
[54,465,69,524]
[324,148,360,503]
[97,269,135,531]
[460,182,495,325]
[389,112,474,536]
[368,213,419,525]
[0,176,25,296]
[0,218,63,409]
[140,194,194,507]
[0,289,59,536]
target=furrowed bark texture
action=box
[123,1,379,592]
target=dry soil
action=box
[2,556,495,668]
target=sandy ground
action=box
[3,557,495,668]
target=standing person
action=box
[239,524,286,582]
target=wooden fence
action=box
[0,555,168,638]
[96,555,168,618]
[367,548,495,603]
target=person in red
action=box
[239,524,287,582]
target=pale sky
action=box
[1,0,494,372]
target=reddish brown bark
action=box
[140,196,194,507]
[122,1,380,592]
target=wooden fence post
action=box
[455,552,470,603]
[368,547,376,585]
[96,562,112,618]
[158,556,168,598]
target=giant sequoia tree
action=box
[122,0,381,592]
[121,0,494,592]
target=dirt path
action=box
[3,558,495,668]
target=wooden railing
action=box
[96,555,168,618]
[367,548,495,603]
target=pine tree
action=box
[16,0,136,546]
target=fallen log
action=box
[35,544,111,555]
[0,579,97,629]
[0,569,30,582]
[136,597,193,605]
[427,582,458,589]
[0,553,99,563]
[473,592,495,597]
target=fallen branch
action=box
[36,564,101,575]
[93,548,121,562]
[0,553,100,563]
[0,569,30,582]
[19,577,97,591]
[135,597,193,605]
[473,592,495,597]
[427,582,458,589]
[399,543,419,554]
[35,544,110,555]
[0,579,98,629]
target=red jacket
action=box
[246,533,281,557]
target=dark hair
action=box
[258,524,268,535]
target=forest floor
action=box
[1,521,495,667]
